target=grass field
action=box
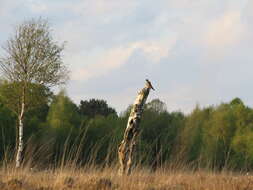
[0,166,252,190]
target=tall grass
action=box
[0,163,252,190]
[0,128,252,190]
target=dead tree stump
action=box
[118,79,154,175]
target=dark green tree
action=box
[79,99,116,118]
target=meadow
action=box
[0,165,252,190]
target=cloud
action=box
[243,0,253,34]
[203,11,246,48]
[131,38,176,63]
[66,0,138,24]
[245,0,253,18]
[70,37,176,81]
[1,0,253,114]
[71,46,133,80]
[25,0,48,13]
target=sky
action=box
[0,0,253,113]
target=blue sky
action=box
[0,0,253,113]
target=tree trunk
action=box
[118,81,153,175]
[15,120,19,157]
[16,86,25,168]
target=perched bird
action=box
[145,79,155,90]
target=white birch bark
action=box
[16,87,25,168]
[118,80,154,175]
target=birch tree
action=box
[118,79,154,175]
[0,18,68,168]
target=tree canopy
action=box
[79,99,117,118]
[0,18,68,86]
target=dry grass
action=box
[0,166,252,190]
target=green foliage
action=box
[0,100,16,159]
[47,90,81,129]
[79,99,117,118]
[135,99,185,168]
[0,81,52,115]
[180,106,210,163]
[178,98,253,170]
[1,89,253,170]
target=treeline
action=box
[0,87,253,170]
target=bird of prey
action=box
[145,79,155,90]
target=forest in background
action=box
[0,81,253,171]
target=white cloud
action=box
[1,0,253,113]
[243,0,253,33]
[71,46,133,80]
[203,11,246,48]
[131,38,176,63]
[70,37,176,81]
[68,0,138,23]
[26,0,48,13]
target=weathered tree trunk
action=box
[16,86,25,168]
[118,80,154,175]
